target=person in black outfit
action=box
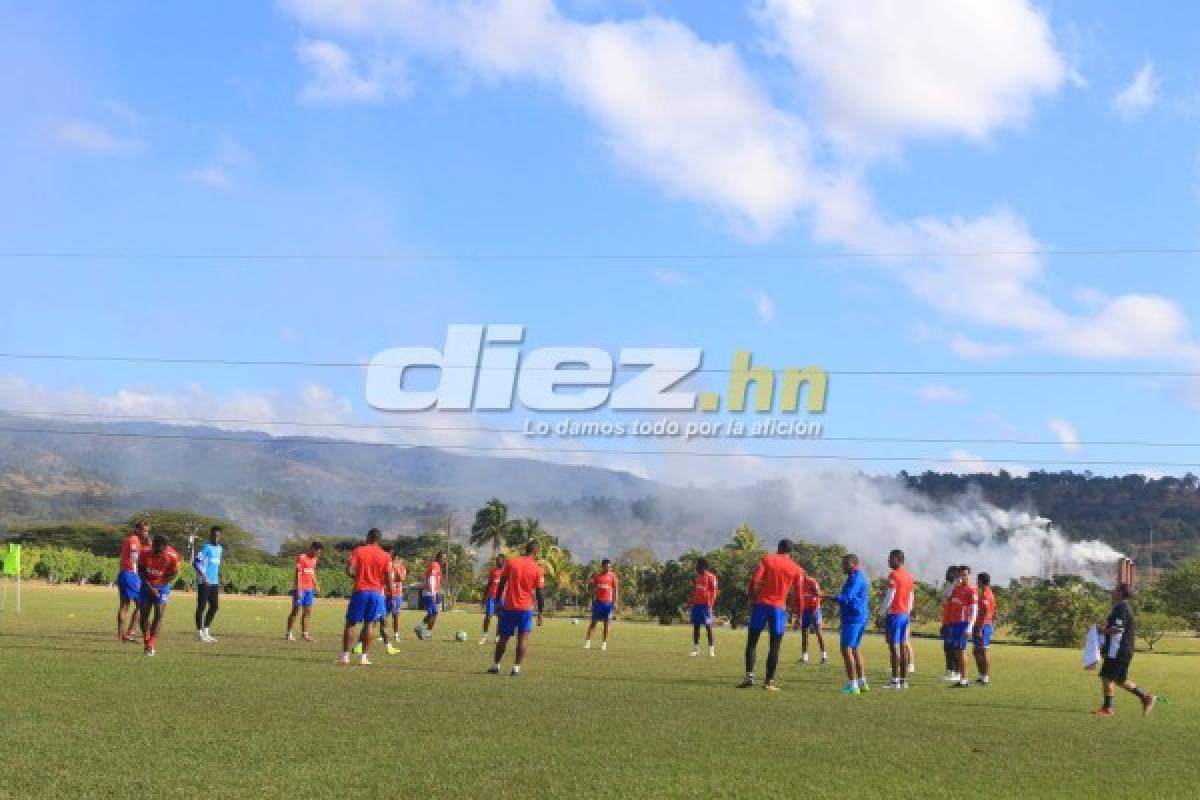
[1095,583,1155,717]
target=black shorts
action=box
[1100,654,1132,682]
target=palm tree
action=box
[508,516,558,551]
[540,544,581,607]
[469,498,512,558]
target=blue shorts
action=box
[800,608,822,630]
[498,608,534,638]
[690,604,713,627]
[117,570,141,602]
[591,601,614,622]
[484,597,499,616]
[885,613,910,645]
[346,591,387,625]
[840,621,866,650]
[139,584,171,606]
[973,623,993,648]
[948,621,971,650]
[386,595,403,614]
[748,604,788,636]
[422,593,440,616]
[292,589,315,608]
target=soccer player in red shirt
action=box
[739,539,805,691]
[880,549,916,689]
[689,557,718,658]
[479,554,506,645]
[286,540,323,642]
[414,550,447,641]
[116,521,150,642]
[339,528,394,666]
[947,565,978,688]
[972,572,997,685]
[940,564,961,681]
[136,535,179,656]
[488,540,545,677]
[381,550,407,654]
[795,571,827,665]
[584,559,619,652]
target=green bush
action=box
[34,548,83,584]
[1009,578,1108,647]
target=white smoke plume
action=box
[534,470,1125,586]
[702,472,1122,585]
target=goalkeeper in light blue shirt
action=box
[193,526,224,643]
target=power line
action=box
[3,408,1199,450]
[0,351,1195,376]
[4,248,1200,261]
[0,424,1196,469]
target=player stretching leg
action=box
[137,535,180,657]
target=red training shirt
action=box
[500,555,545,612]
[690,570,718,607]
[749,554,805,609]
[349,543,390,593]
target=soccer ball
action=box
[455,631,468,642]
[571,619,580,625]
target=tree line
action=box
[6,499,1200,648]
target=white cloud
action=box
[649,267,689,288]
[918,383,967,403]
[52,119,140,154]
[1113,62,1159,121]
[948,449,1028,476]
[184,133,253,191]
[279,1,1200,369]
[296,38,408,105]
[0,376,356,436]
[949,335,1014,360]
[809,173,1199,362]
[755,0,1067,153]
[282,1,813,236]
[184,166,233,190]
[750,288,775,323]
[1046,418,1080,452]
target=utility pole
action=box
[1148,528,1153,574]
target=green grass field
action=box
[0,584,1196,799]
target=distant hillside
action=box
[2,413,1198,567]
[0,413,655,549]
[902,470,1200,566]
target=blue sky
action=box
[2,0,1200,484]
